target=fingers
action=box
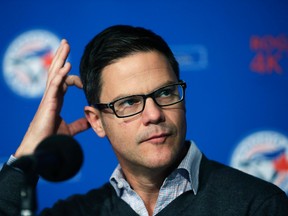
[49,39,67,70]
[42,61,72,101]
[67,117,91,136]
[47,39,70,87]
[42,39,75,100]
[65,75,83,89]
[49,40,70,74]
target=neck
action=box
[122,165,166,216]
[119,143,189,216]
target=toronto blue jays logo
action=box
[2,30,60,98]
[230,130,288,195]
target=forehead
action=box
[100,51,178,101]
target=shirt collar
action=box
[110,140,202,196]
[176,140,202,194]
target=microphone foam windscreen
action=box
[35,134,83,182]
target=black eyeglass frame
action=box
[94,81,187,118]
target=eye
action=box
[156,86,174,98]
[117,97,142,108]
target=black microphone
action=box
[12,134,83,182]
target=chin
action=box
[143,151,178,170]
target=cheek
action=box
[103,118,138,144]
[180,111,187,131]
[169,107,186,126]
[170,109,187,140]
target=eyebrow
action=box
[109,80,178,102]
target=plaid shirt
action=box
[110,141,202,216]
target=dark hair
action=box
[80,25,179,105]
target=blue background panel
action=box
[0,0,287,212]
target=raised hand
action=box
[14,40,90,157]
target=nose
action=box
[141,97,165,125]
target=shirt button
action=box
[118,181,124,189]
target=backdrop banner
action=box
[0,0,287,211]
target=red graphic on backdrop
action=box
[250,35,288,74]
[274,154,288,172]
[42,52,54,69]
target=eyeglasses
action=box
[94,81,186,118]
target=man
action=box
[0,25,287,216]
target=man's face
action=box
[88,51,187,173]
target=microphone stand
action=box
[12,157,38,216]
[20,175,37,216]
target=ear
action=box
[84,106,106,137]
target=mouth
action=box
[142,133,170,144]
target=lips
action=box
[137,125,176,145]
[142,133,170,144]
